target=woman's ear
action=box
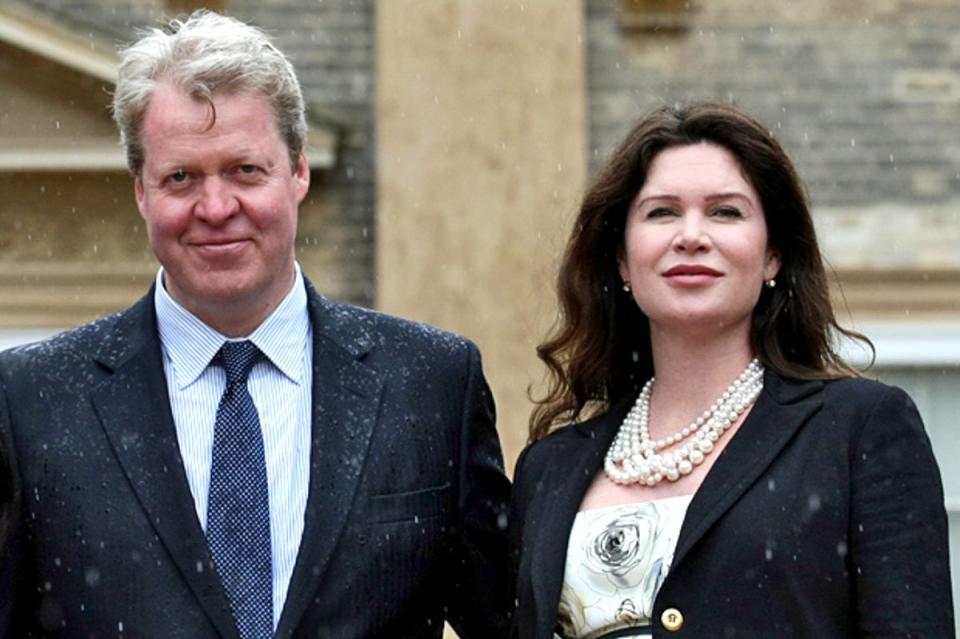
[617,248,630,287]
[764,248,782,282]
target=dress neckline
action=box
[576,493,694,516]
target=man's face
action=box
[135,83,309,329]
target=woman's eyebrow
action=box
[704,191,752,203]
[634,194,681,207]
[635,192,753,207]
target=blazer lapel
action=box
[275,287,383,637]
[90,293,240,639]
[671,371,824,567]
[528,398,631,639]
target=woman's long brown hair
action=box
[530,101,871,443]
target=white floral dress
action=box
[555,495,693,639]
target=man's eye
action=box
[238,165,257,175]
[169,170,188,183]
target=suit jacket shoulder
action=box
[818,374,923,436]
[306,290,479,367]
[513,396,629,500]
[0,295,155,399]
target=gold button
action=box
[661,607,684,632]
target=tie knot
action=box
[218,340,261,386]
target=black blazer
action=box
[0,280,511,638]
[509,371,954,638]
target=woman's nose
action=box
[673,212,711,253]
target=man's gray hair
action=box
[112,10,307,175]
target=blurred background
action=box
[2,0,957,631]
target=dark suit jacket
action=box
[509,371,954,638]
[0,280,511,638]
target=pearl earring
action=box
[765,278,776,289]
[623,282,632,292]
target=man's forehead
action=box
[147,80,268,110]
[142,83,273,132]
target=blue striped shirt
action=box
[154,266,312,629]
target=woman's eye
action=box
[714,207,743,218]
[645,207,676,219]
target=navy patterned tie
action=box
[206,341,273,639]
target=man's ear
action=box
[294,153,310,203]
[134,176,146,219]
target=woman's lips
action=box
[662,264,723,285]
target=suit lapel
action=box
[528,398,630,639]
[671,371,824,567]
[89,293,239,639]
[275,287,383,637]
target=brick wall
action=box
[586,1,960,220]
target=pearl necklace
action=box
[604,359,764,486]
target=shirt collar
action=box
[154,264,311,390]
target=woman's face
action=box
[618,142,780,337]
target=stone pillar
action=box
[376,1,588,471]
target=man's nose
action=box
[195,176,239,223]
